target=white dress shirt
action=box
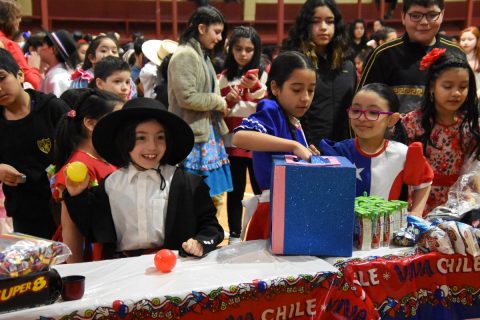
[40,63,72,97]
[104,164,176,251]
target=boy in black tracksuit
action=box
[0,49,69,239]
[358,0,465,114]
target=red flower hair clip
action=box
[66,110,76,118]
[419,48,446,71]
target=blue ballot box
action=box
[270,155,356,256]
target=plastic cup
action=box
[61,275,85,301]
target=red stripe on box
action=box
[271,165,285,254]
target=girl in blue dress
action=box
[232,51,319,240]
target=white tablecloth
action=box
[1,240,337,319]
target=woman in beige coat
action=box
[168,6,232,197]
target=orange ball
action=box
[154,249,176,273]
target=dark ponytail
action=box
[54,89,124,171]
[179,6,227,55]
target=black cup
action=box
[61,275,85,301]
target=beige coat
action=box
[168,38,228,143]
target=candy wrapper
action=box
[0,233,70,279]
[406,216,431,242]
[394,217,480,256]
[408,216,455,254]
[427,156,480,221]
[456,222,480,257]
[392,216,437,247]
[392,228,416,247]
[437,221,466,255]
[419,226,455,254]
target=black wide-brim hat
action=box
[92,98,194,167]
[46,29,76,68]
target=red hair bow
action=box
[419,48,446,71]
[71,68,94,82]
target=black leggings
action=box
[227,156,261,235]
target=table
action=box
[331,248,480,320]
[1,240,378,319]
[3,241,480,319]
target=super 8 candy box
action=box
[0,234,69,312]
[0,268,62,313]
[270,155,356,256]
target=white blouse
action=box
[40,63,72,97]
[104,164,176,251]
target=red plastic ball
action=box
[112,299,123,311]
[154,249,177,273]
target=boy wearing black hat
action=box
[38,29,76,97]
[63,97,224,258]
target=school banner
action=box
[339,251,480,319]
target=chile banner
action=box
[45,272,379,320]
[339,251,480,319]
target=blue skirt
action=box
[182,123,233,196]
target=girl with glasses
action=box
[320,83,433,216]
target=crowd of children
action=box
[0,0,479,261]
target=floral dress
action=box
[402,110,473,212]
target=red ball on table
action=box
[154,249,177,273]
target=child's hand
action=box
[240,74,258,89]
[182,238,204,257]
[292,142,313,161]
[27,51,41,69]
[226,86,240,104]
[309,144,321,155]
[221,105,230,117]
[0,164,24,186]
[64,172,90,197]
